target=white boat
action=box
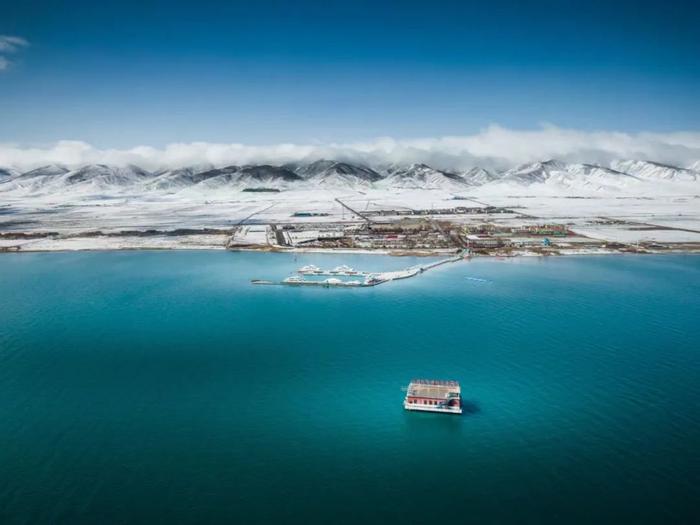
[404,379,462,414]
[297,264,321,274]
[330,264,360,275]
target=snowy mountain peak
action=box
[502,161,554,184]
[292,160,382,189]
[295,159,337,177]
[540,159,568,170]
[382,163,467,189]
[63,164,153,186]
[18,164,70,178]
[296,160,381,183]
[0,166,21,179]
[147,165,222,189]
[237,165,301,181]
[611,160,698,182]
[500,160,647,191]
[461,167,499,185]
[1,158,699,196]
[170,164,301,191]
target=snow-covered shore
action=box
[2,159,699,255]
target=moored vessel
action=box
[330,264,361,275]
[251,279,275,285]
[297,264,322,275]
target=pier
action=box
[252,250,468,288]
[408,252,466,272]
[296,264,368,276]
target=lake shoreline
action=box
[2,242,699,258]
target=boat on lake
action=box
[297,265,322,275]
[251,279,275,285]
[330,264,362,275]
[404,379,462,414]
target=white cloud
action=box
[1,125,699,171]
[0,35,29,72]
[0,35,29,53]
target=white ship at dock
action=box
[404,379,462,414]
[254,251,468,288]
[297,264,322,275]
[281,275,375,287]
[297,264,366,276]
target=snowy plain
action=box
[1,159,699,252]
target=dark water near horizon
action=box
[1,252,699,524]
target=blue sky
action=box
[1,0,699,148]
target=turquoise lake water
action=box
[1,251,699,524]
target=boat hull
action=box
[403,402,462,415]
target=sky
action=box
[1,0,699,167]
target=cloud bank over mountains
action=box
[2,125,699,171]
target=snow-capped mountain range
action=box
[0,159,698,195]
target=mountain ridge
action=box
[1,158,698,195]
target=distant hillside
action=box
[1,158,698,196]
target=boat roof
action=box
[410,379,459,387]
[407,379,460,398]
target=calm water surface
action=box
[1,252,699,524]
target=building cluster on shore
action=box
[5,194,694,255]
[228,212,603,256]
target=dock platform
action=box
[252,250,469,289]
